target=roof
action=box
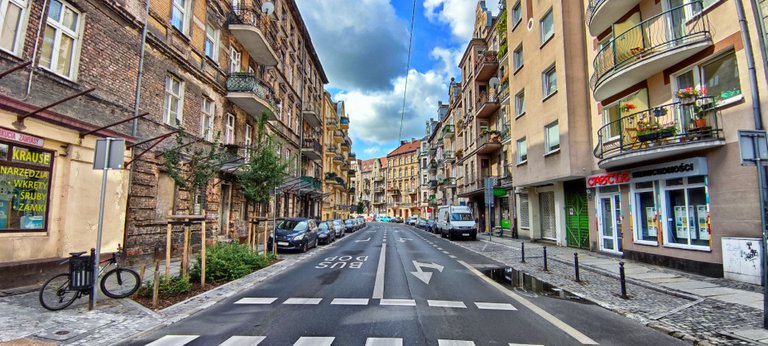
[387,140,421,157]
[361,159,376,172]
[379,157,388,168]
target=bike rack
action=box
[69,255,94,290]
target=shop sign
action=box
[630,157,707,183]
[586,171,631,188]
[0,127,44,147]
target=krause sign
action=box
[587,157,708,187]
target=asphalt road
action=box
[126,222,685,346]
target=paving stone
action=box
[661,280,721,290]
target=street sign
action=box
[484,177,497,207]
[94,138,125,169]
[738,130,768,166]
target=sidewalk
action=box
[465,233,765,345]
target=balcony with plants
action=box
[333,130,344,143]
[593,96,724,168]
[475,50,499,82]
[476,91,500,118]
[586,0,642,37]
[590,2,712,101]
[477,129,503,155]
[226,73,278,120]
[227,7,279,66]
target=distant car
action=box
[344,219,357,232]
[332,219,346,237]
[356,216,366,227]
[378,216,391,222]
[392,217,403,223]
[406,216,418,225]
[354,218,364,230]
[365,216,374,222]
[425,219,436,233]
[416,218,427,229]
[268,218,319,252]
[316,221,336,245]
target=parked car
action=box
[268,218,319,252]
[406,216,418,225]
[356,216,366,227]
[391,217,403,223]
[437,205,477,240]
[344,219,357,233]
[364,216,374,222]
[425,219,437,233]
[416,218,427,230]
[332,219,346,237]
[354,218,364,230]
[316,221,336,245]
[376,214,390,222]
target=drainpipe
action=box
[131,0,151,137]
[735,0,763,130]
[23,0,50,100]
[749,0,768,99]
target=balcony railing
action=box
[586,0,642,36]
[326,117,339,127]
[303,104,322,127]
[475,50,499,82]
[301,138,322,160]
[300,175,322,191]
[476,132,503,154]
[476,92,500,118]
[590,2,712,101]
[340,116,350,127]
[226,73,278,120]
[443,150,455,162]
[593,97,724,167]
[442,124,454,135]
[227,8,279,66]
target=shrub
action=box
[189,242,277,283]
[137,275,192,298]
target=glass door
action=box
[598,193,623,254]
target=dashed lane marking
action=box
[292,337,335,346]
[379,299,417,306]
[449,255,457,259]
[145,335,198,346]
[365,337,403,346]
[427,300,467,308]
[475,302,517,311]
[331,298,370,305]
[283,298,322,305]
[219,336,266,346]
[508,344,544,346]
[442,251,450,254]
[233,297,277,305]
[437,247,443,250]
[438,340,476,346]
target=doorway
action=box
[220,184,232,236]
[539,191,556,240]
[597,190,623,254]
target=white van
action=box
[436,205,477,240]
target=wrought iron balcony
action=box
[300,175,322,191]
[590,2,712,101]
[586,0,642,37]
[593,97,724,168]
[301,138,322,161]
[226,73,278,120]
[227,7,278,66]
[325,116,338,128]
[475,50,499,82]
[303,104,322,127]
[325,172,338,182]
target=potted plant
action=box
[657,122,678,139]
[621,102,637,113]
[676,86,707,105]
[636,119,660,142]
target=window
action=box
[513,44,523,71]
[286,106,292,130]
[662,176,709,248]
[230,47,241,73]
[542,65,557,98]
[545,121,560,153]
[511,1,522,28]
[204,24,220,61]
[244,123,252,157]
[232,0,241,13]
[39,0,82,80]
[201,98,215,141]
[516,138,527,164]
[225,113,235,145]
[0,0,26,55]
[632,181,658,244]
[540,9,554,44]
[163,75,184,126]
[514,90,525,117]
[171,0,190,34]
[0,143,54,232]
[702,52,741,102]
[689,0,718,18]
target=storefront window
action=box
[663,176,709,248]
[0,143,53,232]
[632,181,657,243]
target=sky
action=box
[295,0,500,160]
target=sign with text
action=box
[0,127,43,147]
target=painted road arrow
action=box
[410,260,444,284]
[355,237,371,242]
[398,238,413,243]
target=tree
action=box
[355,202,364,214]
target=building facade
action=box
[321,95,352,220]
[372,157,387,215]
[386,139,421,218]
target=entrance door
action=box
[597,193,622,254]
[220,184,232,236]
[539,191,556,240]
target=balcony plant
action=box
[620,102,636,113]
[676,86,707,105]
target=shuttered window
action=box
[519,194,530,229]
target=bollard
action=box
[619,261,628,299]
[543,246,548,271]
[574,252,580,282]
[521,242,526,263]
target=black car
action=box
[344,219,357,233]
[268,218,319,252]
[316,221,336,245]
[391,217,403,223]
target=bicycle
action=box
[39,246,140,311]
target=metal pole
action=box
[273,187,278,256]
[619,261,628,299]
[91,138,111,310]
[521,242,525,263]
[753,137,768,329]
[574,252,581,282]
[543,246,548,271]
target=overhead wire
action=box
[398,0,418,142]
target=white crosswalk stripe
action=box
[293,336,335,346]
[218,336,266,346]
[331,298,370,305]
[475,302,517,311]
[284,298,323,305]
[234,298,277,305]
[365,337,403,346]
[379,298,416,306]
[508,344,544,346]
[428,300,467,308]
[438,340,476,346]
[145,335,198,346]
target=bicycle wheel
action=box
[100,268,140,299]
[39,273,79,311]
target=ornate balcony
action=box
[326,116,338,128]
[333,130,344,143]
[374,175,384,182]
[475,51,499,82]
[593,98,725,169]
[476,132,503,155]
[227,8,279,66]
[226,73,278,120]
[303,104,322,127]
[590,3,712,101]
[325,145,337,157]
[300,175,322,191]
[301,138,322,161]
[476,92,500,118]
[443,150,455,162]
[586,0,642,37]
[442,124,454,135]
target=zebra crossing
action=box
[232,296,517,311]
[146,335,545,346]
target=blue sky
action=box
[295,0,500,160]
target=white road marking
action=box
[372,243,387,299]
[442,251,450,254]
[379,299,416,306]
[293,337,335,346]
[449,255,457,259]
[458,260,599,345]
[427,300,467,308]
[508,344,544,346]
[475,302,517,311]
[438,340,476,346]
[146,335,198,346]
[283,298,322,305]
[365,338,403,346]
[233,297,277,305]
[331,298,370,305]
[219,336,266,346]
[437,247,443,250]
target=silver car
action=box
[331,219,345,237]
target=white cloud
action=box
[363,146,381,155]
[430,46,462,78]
[423,0,499,41]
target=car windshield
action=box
[345,220,354,225]
[451,213,473,221]
[318,222,329,230]
[278,220,307,231]
[333,220,341,225]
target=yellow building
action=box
[321,93,353,220]
[386,139,421,218]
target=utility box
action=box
[722,237,762,285]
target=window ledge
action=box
[633,240,659,247]
[716,94,744,109]
[544,148,560,157]
[540,34,554,49]
[512,19,522,32]
[515,111,526,120]
[516,160,528,166]
[663,243,711,252]
[542,90,558,102]
[513,65,523,75]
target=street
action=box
[127,222,685,346]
